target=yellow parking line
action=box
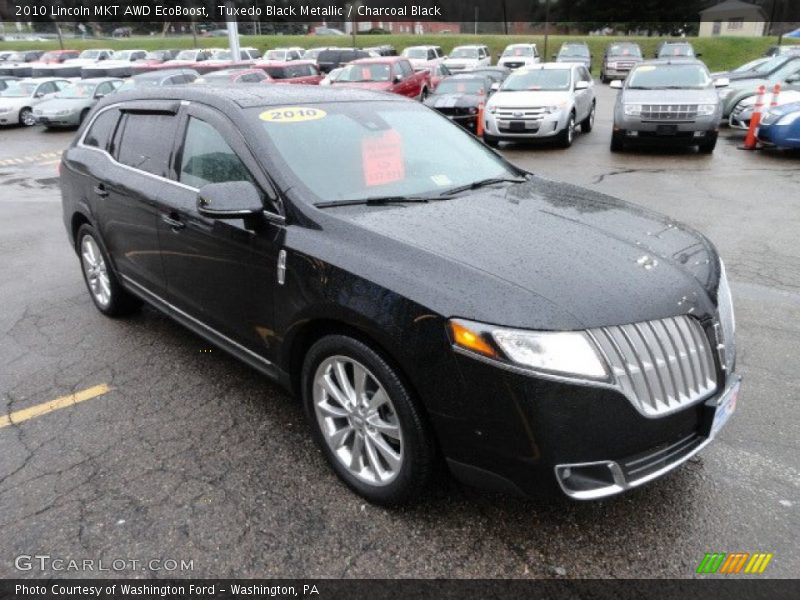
[0,384,112,429]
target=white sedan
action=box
[0,78,70,126]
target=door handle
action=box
[161,213,186,231]
[93,184,109,198]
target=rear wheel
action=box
[302,335,435,506]
[19,107,36,127]
[698,133,718,154]
[483,133,500,148]
[610,132,625,152]
[76,224,141,317]
[419,86,428,102]
[581,102,596,133]
[557,112,576,148]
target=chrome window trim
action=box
[77,102,286,223]
[121,275,275,368]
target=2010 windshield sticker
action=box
[259,107,327,123]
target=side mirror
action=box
[394,75,402,83]
[786,74,800,84]
[95,93,105,99]
[34,92,44,98]
[610,80,623,89]
[197,181,263,219]
[714,77,730,88]
[490,82,500,92]
[575,81,590,90]
[695,52,703,58]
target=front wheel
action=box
[610,132,625,152]
[418,86,428,102]
[698,133,718,154]
[19,107,36,127]
[302,335,435,506]
[557,112,576,148]
[581,102,596,133]
[483,133,500,148]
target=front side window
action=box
[116,113,178,177]
[179,117,252,188]
[84,109,119,150]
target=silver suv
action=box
[610,59,726,154]
[484,63,596,148]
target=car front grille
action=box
[588,315,718,417]
[495,107,548,121]
[641,104,699,121]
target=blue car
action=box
[757,101,800,148]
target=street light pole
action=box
[226,1,241,61]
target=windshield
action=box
[113,51,133,60]
[559,45,589,58]
[607,44,642,58]
[40,52,62,62]
[733,58,768,73]
[175,50,197,61]
[145,51,168,60]
[503,46,534,57]
[338,63,391,82]
[435,78,487,95]
[119,78,158,91]
[628,64,710,89]
[56,82,97,98]
[254,102,514,203]
[403,48,428,59]
[213,51,233,60]
[451,48,479,59]
[754,56,790,74]
[266,50,287,60]
[502,69,571,91]
[0,81,36,97]
[6,52,26,62]
[659,45,694,57]
[78,50,102,59]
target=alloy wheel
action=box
[567,115,575,144]
[80,235,111,307]
[20,109,36,127]
[313,356,403,486]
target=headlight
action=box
[760,110,780,125]
[718,88,734,99]
[697,103,717,116]
[716,260,736,373]
[624,103,642,116]
[777,111,800,126]
[469,106,478,115]
[487,106,497,115]
[607,62,617,69]
[449,319,609,381]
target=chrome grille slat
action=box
[641,103,698,121]
[590,315,718,417]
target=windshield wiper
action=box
[439,176,527,197]
[315,196,432,208]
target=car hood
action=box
[444,58,479,67]
[425,93,481,109]
[622,88,720,104]
[61,58,102,66]
[488,90,571,108]
[331,81,393,91]
[36,97,92,111]
[764,100,800,117]
[301,177,719,330]
[0,97,28,108]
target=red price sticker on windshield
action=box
[362,130,404,187]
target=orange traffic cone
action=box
[742,85,767,150]
[769,83,781,107]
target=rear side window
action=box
[179,117,252,188]
[84,109,119,150]
[115,112,178,177]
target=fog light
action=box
[627,130,639,137]
[694,131,705,138]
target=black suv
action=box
[61,86,740,505]
[315,48,370,73]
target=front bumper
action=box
[0,109,21,125]
[484,110,568,140]
[442,348,740,500]
[36,113,80,127]
[602,67,633,79]
[614,115,720,146]
[756,123,800,148]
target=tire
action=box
[79,108,89,125]
[418,86,428,102]
[600,72,608,84]
[581,102,596,133]
[698,133,718,154]
[76,224,141,317]
[610,132,625,152]
[302,334,435,506]
[18,107,36,127]
[483,133,500,148]
[557,112,576,148]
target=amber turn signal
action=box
[449,321,497,358]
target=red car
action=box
[331,57,431,99]
[37,50,80,64]
[415,62,453,91]
[252,60,323,85]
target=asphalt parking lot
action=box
[0,84,798,579]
